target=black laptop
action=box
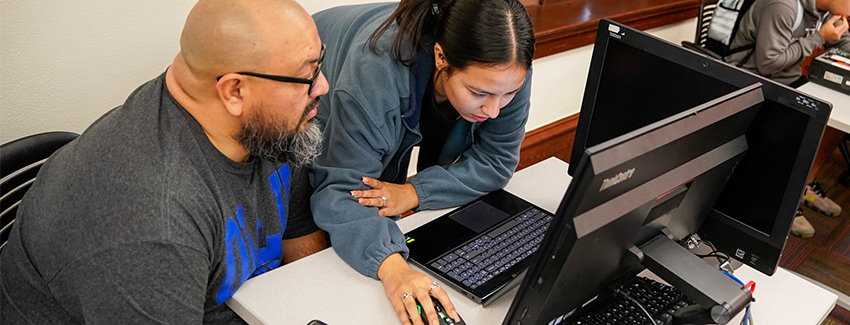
[405,189,554,305]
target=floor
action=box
[780,145,850,324]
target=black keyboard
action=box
[429,208,553,289]
[567,277,694,325]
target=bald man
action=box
[0,0,328,323]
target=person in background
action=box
[309,0,535,324]
[728,0,850,86]
[726,0,848,237]
[0,0,328,322]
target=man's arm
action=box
[282,230,329,264]
[53,243,209,323]
[752,2,820,76]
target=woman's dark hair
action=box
[367,0,536,72]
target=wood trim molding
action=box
[526,0,700,59]
[513,1,702,168]
[517,113,580,171]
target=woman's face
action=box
[433,45,527,123]
[438,62,527,123]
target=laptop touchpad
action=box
[449,200,510,233]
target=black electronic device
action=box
[808,48,850,96]
[502,79,761,325]
[305,320,329,325]
[405,187,554,305]
[568,18,832,275]
[410,296,467,325]
[572,276,697,325]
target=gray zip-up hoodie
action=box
[310,3,532,279]
[727,0,850,85]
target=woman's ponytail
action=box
[368,0,535,70]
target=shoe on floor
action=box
[802,181,842,216]
[790,208,815,238]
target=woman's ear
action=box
[216,74,245,117]
[434,43,447,70]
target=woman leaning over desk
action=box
[310,0,535,323]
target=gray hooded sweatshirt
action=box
[727,0,850,85]
[310,3,533,279]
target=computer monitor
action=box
[568,19,832,275]
[502,80,764,325]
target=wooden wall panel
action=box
[512,1,702,169]
[526,0,700,59]
[517,113,580,171]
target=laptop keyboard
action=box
[429,208,553,289]
[566,277,694,325]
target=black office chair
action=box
[681,0,724,61]
[682,0,761,67]
[0,131,78,251]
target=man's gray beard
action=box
[235,106,323,167]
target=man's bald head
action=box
[180,0,315,79]
[166,0,327,165]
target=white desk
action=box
[227,158,837,325]
[798,82,850,134]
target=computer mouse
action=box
[413,296,466,325]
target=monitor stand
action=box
[637,234,753,324]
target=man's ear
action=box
[216,74,245,117]
[434,43,447,70]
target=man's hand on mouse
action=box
[821,15,848,42]
[378,254,461,325]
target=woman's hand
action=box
[378,254,460,325]
[351,177,419,217]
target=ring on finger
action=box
[380,195,387,208]
[429,281,440,294]
[402,292,412,300]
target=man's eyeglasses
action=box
[218,44,325,96]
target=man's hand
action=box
[351,177,419,217]
[378,254,460,325]
[820,15,848,42]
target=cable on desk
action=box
[740,305,752,325]
[722,271,746,286]
[612,287,659,325]
[744,281,756,294]
[723,271,757,325]
[698,253,730,265]
[698,239,734,273]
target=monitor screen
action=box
[503,82,763,325]
[568,19,832,275]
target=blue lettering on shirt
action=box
[215,165,291,304]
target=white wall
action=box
[0,0,695,144]
[527,20,696,130]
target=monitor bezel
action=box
[568,18,832,275]
[503,82,764,325]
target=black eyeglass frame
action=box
[217,44,325,95]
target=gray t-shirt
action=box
[0,72,317,324]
